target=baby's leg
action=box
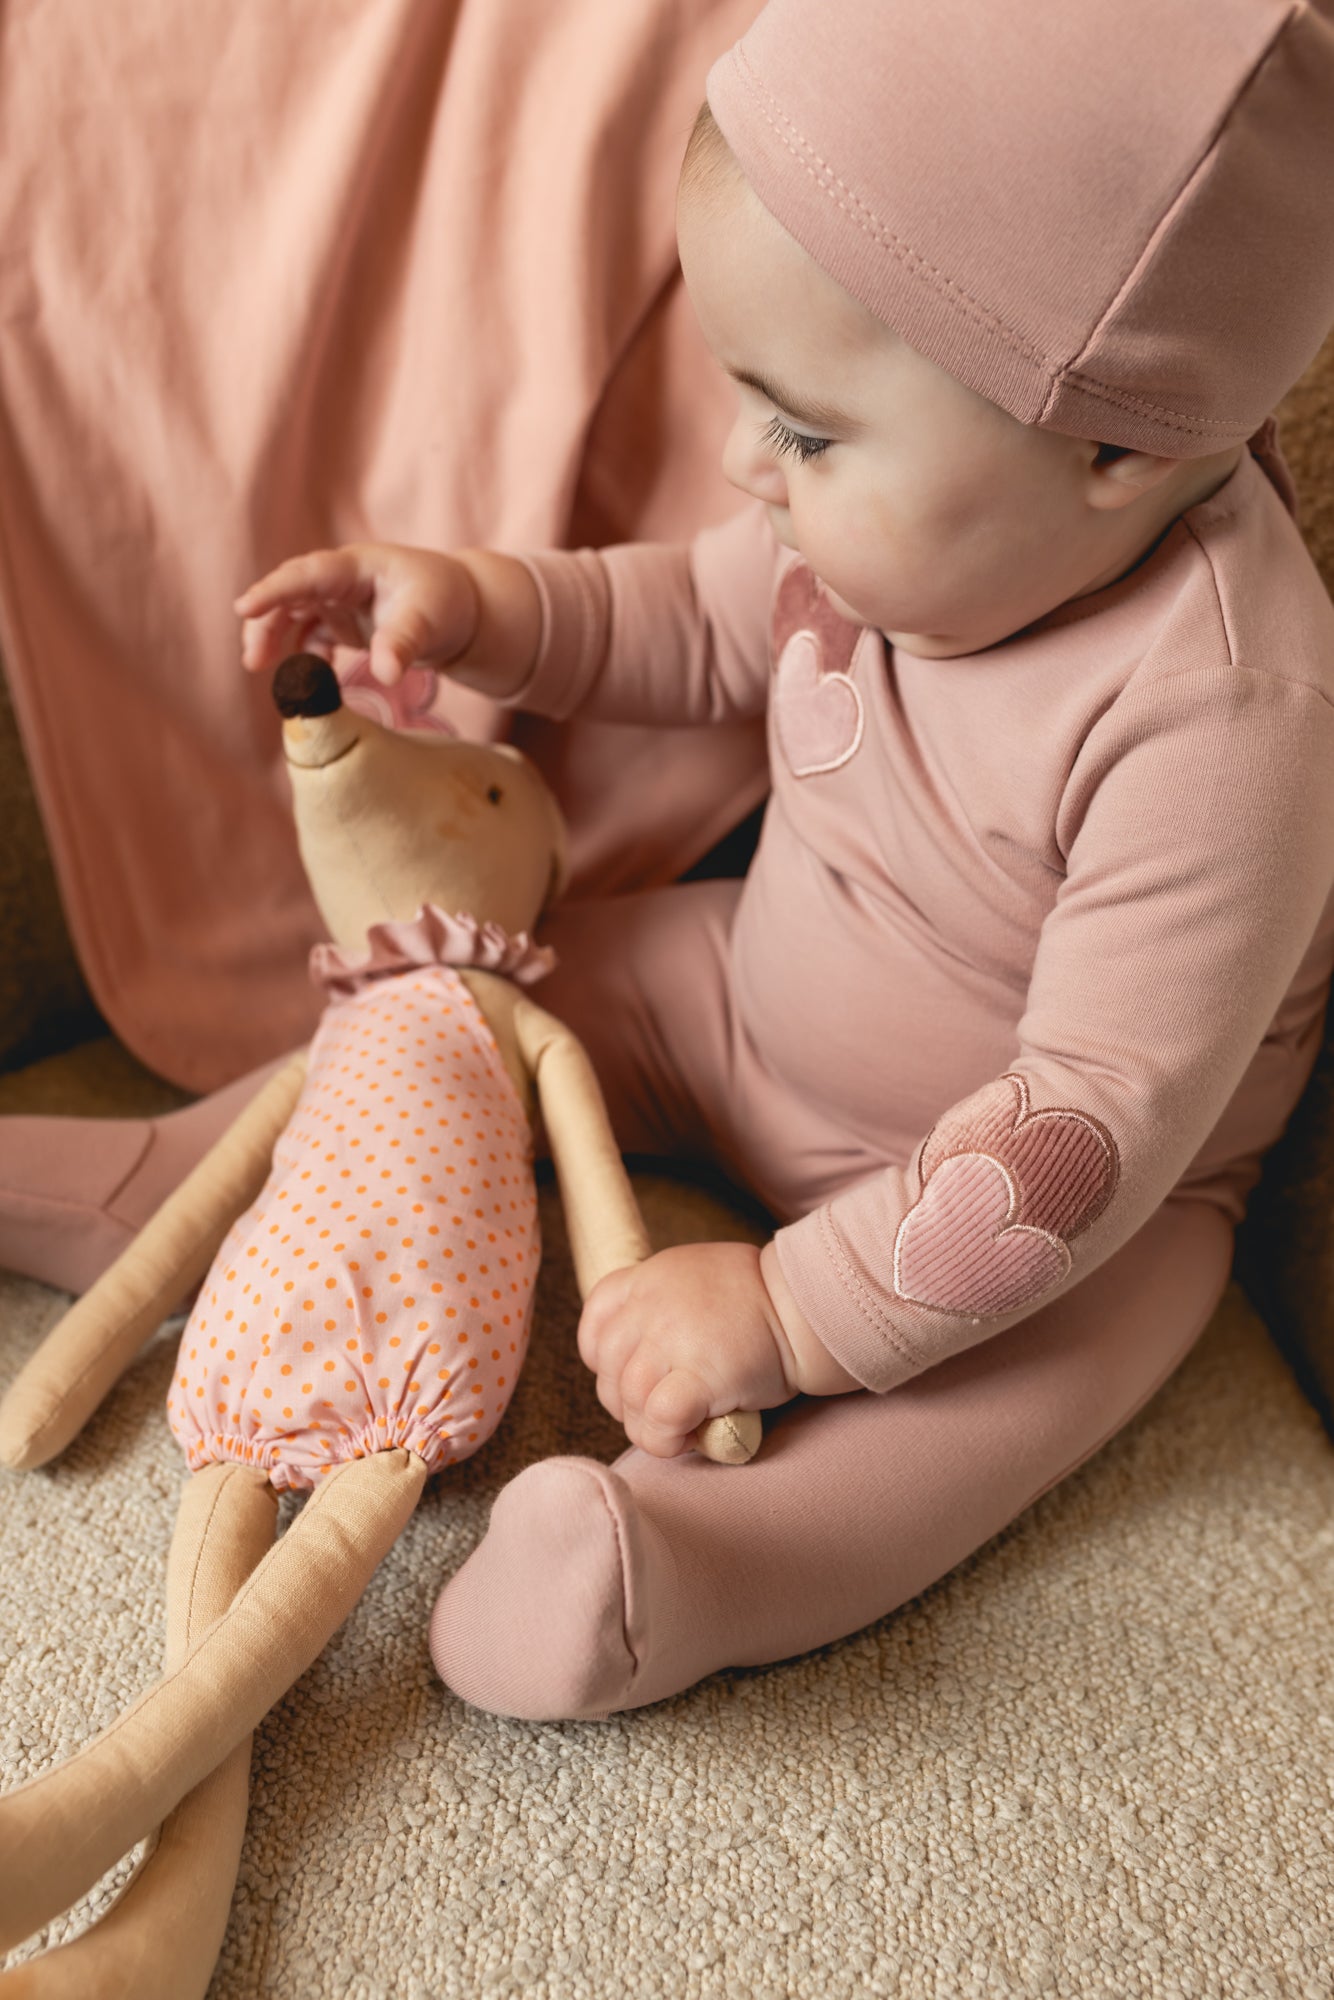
[429,1194,1234,1720]
[0,878,744,1293]
[0,1058,292,1293]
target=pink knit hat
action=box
[707,0,1334,504]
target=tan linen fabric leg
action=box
[0,1448,426,1951]
[0,1462,277,1998]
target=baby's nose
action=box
[272,653,343,718]
[721,420,788,507]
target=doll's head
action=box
[274,654,567,949]
[680,0,1334,658]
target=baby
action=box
[14,0,1334,1721]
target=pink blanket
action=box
[0,0,765,1090]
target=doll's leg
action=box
[0,1057,291,1293]
[430,1194,1233,1721]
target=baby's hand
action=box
[235,543,480,687]
[235,542,541,693]
[577,1240,861,1459]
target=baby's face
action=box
[676,150,1230,656]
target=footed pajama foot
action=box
[0,1061,286,1295]
[0,1116,155,1294]
[429,1456,697,1721]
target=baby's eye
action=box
[761,414,832,465]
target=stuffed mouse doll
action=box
[0,655,759,2000]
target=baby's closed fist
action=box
[577,1240,859,1459]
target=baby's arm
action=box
[490,502,781,725]
[235,504,781,726]
[773,667,1334,1393]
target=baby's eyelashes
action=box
[761,414,832,464]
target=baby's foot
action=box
[0,1060,283,1294]
[429,1456,675,1721]
[0,1114,155,1293]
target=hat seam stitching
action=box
[1054,372,1249,433]
[729,46,1049,369]
[729,23,1290,441]
[1038,8,1298,434]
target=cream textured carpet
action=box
[3,1149,1333,1998]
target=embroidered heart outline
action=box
[894,1150,1072,1316]
[892,1073,1120,1319]
[772,627,866,777]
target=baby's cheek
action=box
[795,465,898,597]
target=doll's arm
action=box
[512,999,649,1292]
[0,1050,308,1472]
[513,999,761,1465]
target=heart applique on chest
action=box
[770,561,867,778]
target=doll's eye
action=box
[486,785,503,804]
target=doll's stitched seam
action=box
[816,1205,917,1366]
[29,1268,213,1452]
[182,1465,236,1646]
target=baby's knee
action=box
[427,1457,641,1723]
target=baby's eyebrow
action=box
[729,367,859,434]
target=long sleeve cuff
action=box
[499,550,613,719]
[773,1202,926,1393]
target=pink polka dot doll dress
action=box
[168,909,555,1491]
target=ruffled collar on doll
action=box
[310,904,556,998]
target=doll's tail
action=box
[0,1448,426,1967]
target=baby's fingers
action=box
[239,605,323,675]
[576,1269,636,1377]
[234,547,368,622]
[634,1370,713,1458]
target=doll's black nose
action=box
[272,654,343,718]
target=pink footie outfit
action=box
[426,0,1334,1719]
[168,911,552,1491]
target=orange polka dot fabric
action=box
[167,968,540,1491]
